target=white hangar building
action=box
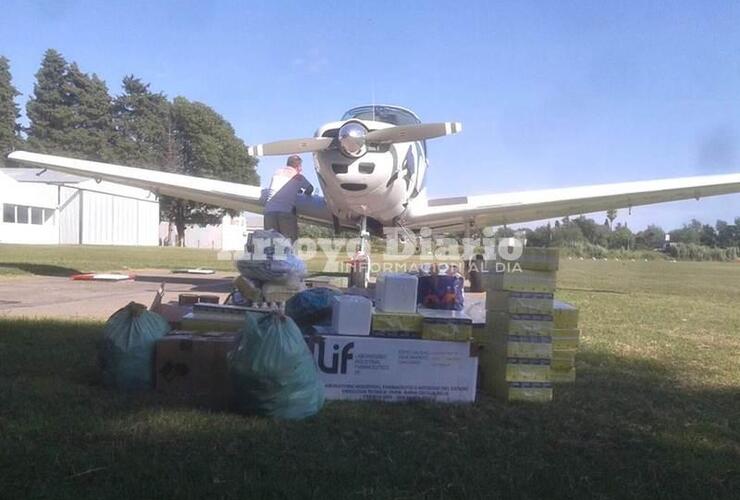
[159,212,264,251]
[0,167,160,246]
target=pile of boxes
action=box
[369,273,473,342]
[149,257,579,408]
[478,248,560,402]
[313,272,479,403]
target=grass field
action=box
[0,243,343,278]
[1,249,739,498]
[0,244,238,277]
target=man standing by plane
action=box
[262,154,314,242]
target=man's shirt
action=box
[262,166,314,213]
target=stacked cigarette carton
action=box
[479,248,559,402]
[551,300,580,383]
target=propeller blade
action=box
[247,137,333,156]
[365,122,462,144]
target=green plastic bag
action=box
[100,302,170,390]
[229,311,325,419]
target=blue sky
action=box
[2,0,740,230]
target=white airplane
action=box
[8,104,740,246]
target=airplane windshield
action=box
[342,106,421,126]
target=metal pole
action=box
[360,215,370,287]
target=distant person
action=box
[262,155,313,242]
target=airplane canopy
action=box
[342,105,421,126]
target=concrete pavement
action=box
[0,270,236,320]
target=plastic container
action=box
[417,274,464,311]
[375,273,418,313]
[331,295,372,336]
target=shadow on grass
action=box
[0,262,82,277]
[1,318,738,499]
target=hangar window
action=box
[17,205,29,224]
[1,204,52,225]
[31,207,43,225]
[3,204,14,223]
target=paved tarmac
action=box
[0,270,236,320]
[0,271,488,323]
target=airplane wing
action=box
[404,172,740,231]
[7,151,335,226]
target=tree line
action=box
[0,49,259,244]
[496,214,740,261]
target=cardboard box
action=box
[553,301,579,330]
[551,351,576,371]
[371,310,424,338]
[155,333,239,409]
[519,247,560,271]
[178,293,219,305]
[481,269,557,293]
[492,335,553,359]
[419,308,473,342]
[487,247,560,272]
[493,381,553,402]
[480,345,551,381]
[499,357,551,382]
[192,303,250,320]
[181,313,243,333]
[552,328,580,351]
[478,352,552,401]
[472,323,487,344]
[486,290,554,315]
[304,334,478,403]
[486,312,554,337]
[180,308,275,333]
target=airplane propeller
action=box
[247,137,332,157]
[365,122,462,144]
[247,121,462,157]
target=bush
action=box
[666,243,740,262]
[556,241,665,261]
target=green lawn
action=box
[1,257,739,498]
[0,243,341,277]
[0,244,237,277]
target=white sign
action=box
[305,335,478,403]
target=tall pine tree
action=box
[111,75,171,167]
[0,56,21,166]
[64,63,114,160]
[26,49,114,160]
[26,49,71,154]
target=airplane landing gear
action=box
[348,215,371,288]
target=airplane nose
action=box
[328,161,380,192]
[314,147,408,222]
